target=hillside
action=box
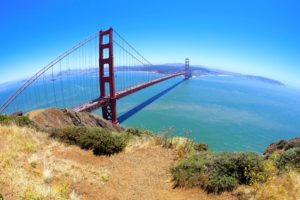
[0,110,299,200]
[0,125,235,200]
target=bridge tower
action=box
[99,28,118,125]
[185,58,191,79]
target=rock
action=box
[27,108,123,132]
[263,137,300,158]
[10,111,23,117]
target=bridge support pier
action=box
[185,58,192,79]
[99,28,118,125]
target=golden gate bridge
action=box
[0,28,191,124]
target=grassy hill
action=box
[0,110,299,200]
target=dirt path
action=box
[55,145,236,200]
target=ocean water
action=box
[1,73,300,153]
[115,75,300,153]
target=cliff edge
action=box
[27,108,122,132]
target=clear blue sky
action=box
[1,0,300,87]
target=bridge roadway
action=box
[73,72,185,113]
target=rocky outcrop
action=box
[27,108,123,132]
[263,137,300,158]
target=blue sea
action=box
[1,72,300,154]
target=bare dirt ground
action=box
[54,145,236,200]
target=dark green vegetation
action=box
[193,143,208,151]
[50,126,129,156]
[171,136,300,194]
[171,152,266,194]
[0,114,31,127]
[264,137,300,170]
[274,147,300,170]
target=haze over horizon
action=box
[1,0,299,88]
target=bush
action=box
[284,141,300,151]
[171,152,266,194]
[14,115,31,126]
[234,152,267,184]
[92,131,127,155]
[206,174,238,194]
[275,147,300,170]
[171,152,213,188]
[50,126,87,145]
[0,114,11,124]
[50,126,128,156]
[0,114,31,127]
[193,143,208,151]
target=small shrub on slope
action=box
[206,174,238,194]
[92,130,127,156]
[193,143,208,151]
[0,114,31,127]
[51,126,87,145]
[171,152,266,194]
[171,152,213,188]
[50,126,128,156]
[275,147,300,170]
[0,114,11,124]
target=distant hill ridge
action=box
[0,64,284,90]
[155,64,285,86]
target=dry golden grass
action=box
[254,170,300,200]
[125,132,161,152]
[0,125,109,200]
[235,160,300,200]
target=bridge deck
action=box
[73,72,185,113]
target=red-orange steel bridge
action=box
[0,28,191,124]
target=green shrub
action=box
[206,174,238,194]
[171,152,266,194]
[0,193,3,200]
[0,114,32,127]
[171,152,213,188]
[0,114,11,124]
[275,147,300,170]
[234,152,266,184]
[79,128,105,150]
[284,141,300,151]
[193,143,208,151]
[50,126,87,145]
[14,115,32,126]
[50,126,128,156]
[92,131,127,156]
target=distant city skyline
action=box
[1,0,299,88]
